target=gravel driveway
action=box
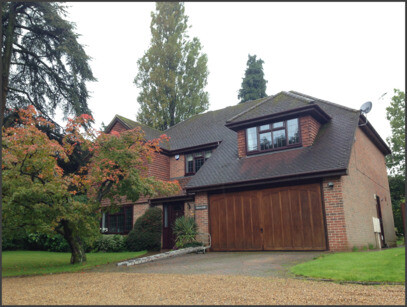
[3,272,404,305]
[2,252,405,305]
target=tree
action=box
[2,106,180,264]
[385,89,405,176]
[238,54,268,104]
[385,89,405,237]
[388,175,405,236]
[1,2,95,128]
[134,2,209,131]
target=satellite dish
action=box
[360,101,373,114]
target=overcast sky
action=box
[66,2,405,141]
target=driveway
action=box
[3,251,404,305]
[90,251,326,277]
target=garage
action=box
[209,183,327,251]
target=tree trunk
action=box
[1,2,17,124]
[60,220,87,264]
[66,235,87,264]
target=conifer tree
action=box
[1,2,96,127]
[238,54,268,103]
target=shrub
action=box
[173,216,198,248]
[23,233,70,252]
[93,234,127,252]
[352,246,358,252]
[126,207,162,251]
[368,243,375,250]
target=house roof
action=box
[185,91,361,191]
[106,114,163,143]
[110,91,389,192]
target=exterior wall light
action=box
[327,182,334,188]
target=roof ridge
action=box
[226,96,274,123]
[283,91,314,103]
[289,91,358,113]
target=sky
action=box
[66,2,405,141]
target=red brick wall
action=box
[322,177,348,251]
[148,151,170,181]
[341,128,396,248]
[237,130,246,158]
[170,154,185,178]
[110,121,128,133]
[194,192,209,234]
[300,116,321,147]
[133,203,150,226]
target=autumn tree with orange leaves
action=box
[2,106,180,264]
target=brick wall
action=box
[110,121,128,133]
[170,154,185,178]
[341,128,396,248]
[148,151,170,181]
[300,116,321,147]
[133,203,150,225]
[237,130,246,158]
[322,177,348,251]
[194,192,209,234]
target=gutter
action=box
[186,168,348,193]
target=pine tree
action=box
[134,2,209,131]
[238,54,268,104]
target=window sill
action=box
[246,143,302,156]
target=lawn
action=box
[290,248,405,283]
[2,250,147,277]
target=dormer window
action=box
[246,118,300,154]
[185,150,212,175]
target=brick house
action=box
[103,91,396,251]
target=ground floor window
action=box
[101,205,133,234]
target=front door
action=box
[162,202,184,249]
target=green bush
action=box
[368,243,375,250]
[173,216,198,248]
[27,233,71,252]
[92,234,127,252]
[352,246,358,252]
[126,207,162,251]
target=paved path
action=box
[91,251,326,277]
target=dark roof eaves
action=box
[225,104,331,131]
[186,168,348,192]
[105,114,131,133]
[359,114,392,155]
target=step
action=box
[117,246,205,267]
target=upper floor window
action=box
[246,118,300,154]
[185,150,212,175]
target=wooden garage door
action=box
[209,183,326,251]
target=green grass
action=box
[290,248,405,283]
[397,237,405,246]
[2,250,147,277]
